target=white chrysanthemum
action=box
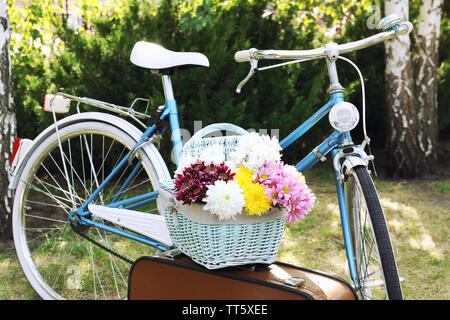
[199,144,225,164]
[229,132,282,171]
[203,180,245,221]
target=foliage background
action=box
[7,0,450,170]
[3,0,448,300]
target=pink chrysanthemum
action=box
[254,161,284,186]
[256,160,315,223]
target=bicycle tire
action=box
[344,165,403,300]
[12,120,169,300]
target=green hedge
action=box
[9,0,450,168]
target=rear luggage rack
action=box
[45,92,155,129]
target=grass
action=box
[0,250,40,299]
[277,164,449,300]
[0,165,448,300]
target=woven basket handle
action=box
[184,123,247,151]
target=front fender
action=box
[342,156,368,173]
[333,147,373,180]
[8,112,170,191]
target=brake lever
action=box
[236,58,258,94]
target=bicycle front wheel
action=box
[344,165,403,300]
[12,120,168,300]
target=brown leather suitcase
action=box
[127,254,358,300]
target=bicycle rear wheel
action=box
[344,165,403,300]
[12,121,167,300]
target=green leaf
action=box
[30,29,40,40]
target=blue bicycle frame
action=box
[72,75,359,287]
[279,91,358,286]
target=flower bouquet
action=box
[160,125,315,269]
[173,132,315,224]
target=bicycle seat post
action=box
[161,74,175,101]
[325,43,345,94]
[160,74,183,165]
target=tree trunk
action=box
[0,0,16,242]
[384,0,423,177]
[412,0,442,172]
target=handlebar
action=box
[234,16,413,93]
[234,20,412,63]
[234,49,255,63]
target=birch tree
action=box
[384,0,442,177]
[0,0,15,242]
[412,0,442,171]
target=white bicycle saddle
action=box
[130,41,209,73]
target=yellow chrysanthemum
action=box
[242,182,272,216]
[234,166,254,185]
[234,166,272,216]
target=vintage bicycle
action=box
[8,15,411,300]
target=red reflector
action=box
[10,138,22,165]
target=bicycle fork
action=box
[332,146,373,290]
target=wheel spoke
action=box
[345,166,402,300]
[14,124,164,299]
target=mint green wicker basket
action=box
[159,123,286,269]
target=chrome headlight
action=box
[328,102,360,132]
